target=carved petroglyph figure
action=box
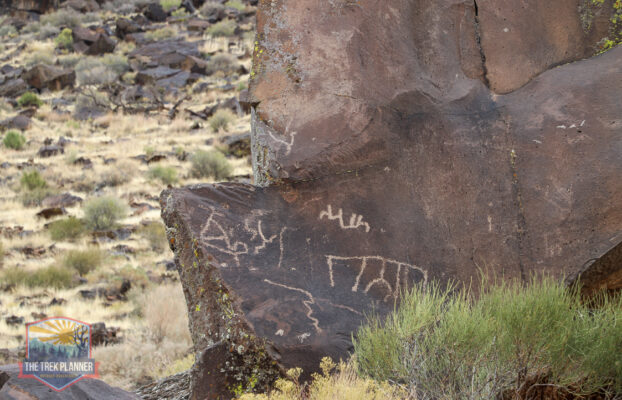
[319,205,370,233]
[200,205,286,268]
[325,255,427,302]
[264,279,322,333]
[267,118,297,156]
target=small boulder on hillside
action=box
[73,26,116,55]
[42,193,83,208]
[143,2,167,22]
[22,65,75,91]
[0,78,27,98]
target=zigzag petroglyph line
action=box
[319,205,370,233]
[264,279,322,333]
[325,255,428,302]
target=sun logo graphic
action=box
[18,317,99,391]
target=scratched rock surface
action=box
[161,1,622,399]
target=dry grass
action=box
[94,284,192,389]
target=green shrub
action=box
[148,165,178,185]
[2,265,74,289]
[20,170,51,206]
[138,222,168,251]
[49,217,85,241]
[83,196,127,231]
[160,0,181,11]
[207,19,236,37]
[208,108,236,132]
[208,53,238,74]
[354,277,622,399]
[62,248,103,276]
[17,92,42,108]
[190,149,233,180]
[54,28,73,50]
[224,0,245,10]
[3,130,26,150]
[20,169,46,191]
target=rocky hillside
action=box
[0,0,255,393]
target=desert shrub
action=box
[160,0,181,11]
[224,0,245,11]
[40,9,84,29]
[354,278,622,399]
[145,26,178,41]
[238,358,405,400]
[3,130,26,150]
[207,19,236,37]
[20,170,52,206]
[62,248,103,276]
[17,92,42,108]
[101,168,129,187]
[58,53,81,68]
[25,49,55,67]
[208,108,236,132]
[83,196,127,231]
[171,7,190,17]
[190,149,232,180]
[54,28,73,50]
[38,24,61,39]
[208,53,238,74]
[200,1,224,17]
[20,169,46,190]
[76,56,129,86]
[2,265,74,289]
[74,91,109,117]
[137,222,168,251]
[0,25,17,38]
[49,217,85,241]
[148,165,178,185]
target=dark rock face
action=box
[0,364,138,399]
[161,1,622,399]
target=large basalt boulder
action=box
[161,1,622,399]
